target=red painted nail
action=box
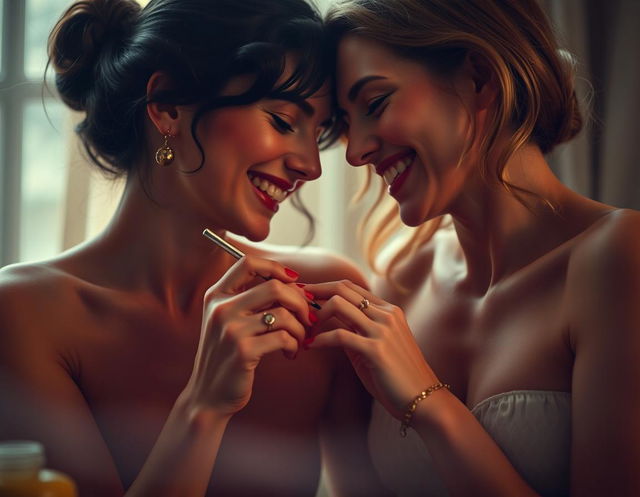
[304,290,315,301]
[303,337,315,349]
[285,267,299,279]
[296,283,306,288]
[309,311,318,323]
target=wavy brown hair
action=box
[325,0,583,282]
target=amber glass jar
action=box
[0,441,77,497]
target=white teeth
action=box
[250,175,287,202]
[382,156,413,186]
[383,166,397,186]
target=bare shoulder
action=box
[568,208,640,282]
[238,240,369,287]
[0,261,81,341]
[0,260,77,303]
[566,208,640,338]
[564,210,640,496]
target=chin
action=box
[399,205,427,227]
[244,231,269,242]
[399,195,445,227]
[237,221,271,242]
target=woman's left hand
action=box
[304,280,440,419]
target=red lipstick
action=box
[253,187,279,212]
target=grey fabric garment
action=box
[369,390,571,497]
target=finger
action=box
[313,294,381,337]
[302,281,367,315]
[294,283,321,311]
[304,280,386,307]
[225,278,317,327]
[301,281,387,329]
[214,255,299,294]
[250,330,300,360]
[252,308,307,345]
[337,279,387,306]
[306,328,371,357]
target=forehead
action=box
[336,36,399,90]
[337,35,400,83]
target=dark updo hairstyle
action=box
[48,0,335,177]
[325,0,584,281]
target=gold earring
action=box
[155,134,174,166]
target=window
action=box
[0,0,72,265]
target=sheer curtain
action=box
[543,0,640,209]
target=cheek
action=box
[201,110,278,161]
[389,93,470,163]
[379,96,425,144]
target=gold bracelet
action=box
[400,382,450,437]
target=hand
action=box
[185,256,315,417]
[305,280,440,420]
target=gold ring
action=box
[358,298,370,311]
[262,312,276,331]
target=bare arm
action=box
[566,212,640,497]
[305,279,539,497]
[0,297,126,496]
[0,257,312,497]
[0,308,230,497]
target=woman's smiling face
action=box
[335,35,480,226]
[168,76,332,241]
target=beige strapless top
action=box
[368,390,571,497]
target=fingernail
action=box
[296,283,306,288]
[303,337,315,349]
[285,267,299,279]
[304,290,315,301]
[309,311,318,323]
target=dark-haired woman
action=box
[305,1,640,496]
[0,1,387,496]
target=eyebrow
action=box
[347,75,387,102]
[277,96,315,116]
[266,88,317,116]
[296,100,314,116]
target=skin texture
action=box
[306,35,640,497]
[0,68,388,497]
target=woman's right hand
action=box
[184,255,315,417]
[304,280,441,421]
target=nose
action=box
[345,125,380,167]
[284,140,322,182]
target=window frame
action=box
[0,0,62,266]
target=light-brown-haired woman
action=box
[306,1,640,496]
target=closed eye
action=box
[366,92,392,117]
[268,112,294,133]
